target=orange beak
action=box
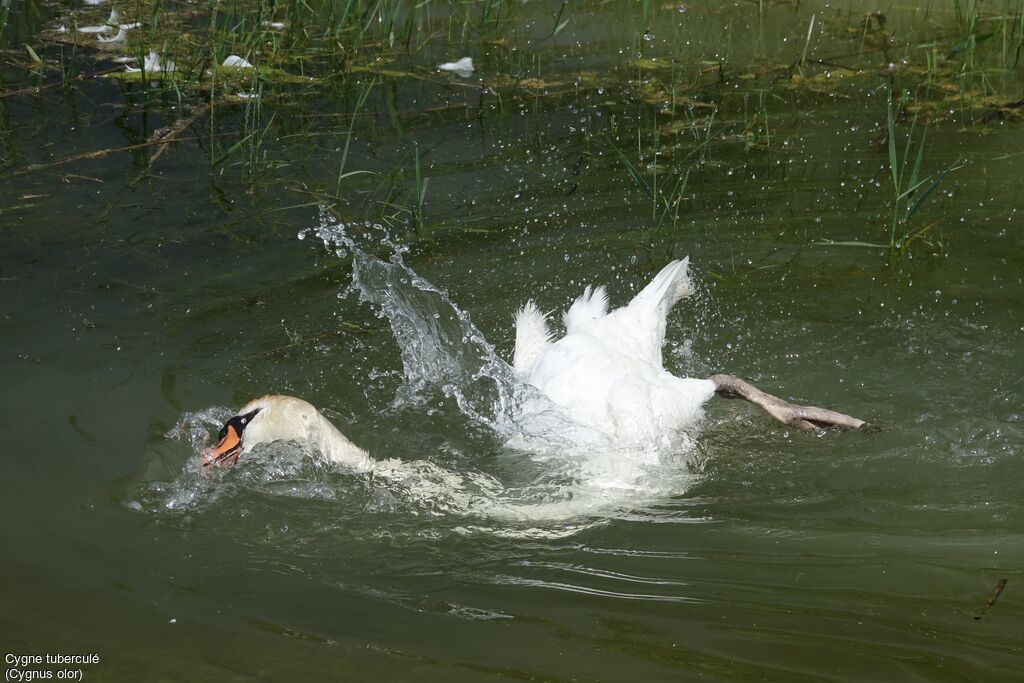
[200,424,243,468]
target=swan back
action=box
[513,260,714,449]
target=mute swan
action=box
[201,261,863,470]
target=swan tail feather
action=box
[563,285,609,334]
[611,259,694,364]
[513,300,552,375]
[628,257,693,319]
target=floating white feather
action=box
[97,27,127,44]
[125,50,175,74]
[222,55,254,68]
[437,56,474,77]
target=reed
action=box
[336,78,378,196]
[412,142,430,236]
[819,88,964,264]
[0,6,9,45]
[607,110,723,232]
[883,91,965,262]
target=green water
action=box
[2,1,1023,680]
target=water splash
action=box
[127,406,235,515]
[306,214,525,426]
[304,210,616,454]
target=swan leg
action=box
[709,374,866,431]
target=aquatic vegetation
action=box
[881,92,966,262]
[5,0,1024,247]
[412,143,430,237]
[819,89,965,265]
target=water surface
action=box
[2,1,1023,680]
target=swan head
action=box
[200,394,372,471]
[201,395,325,468]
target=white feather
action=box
[516,259,713,450]
[512,300,551,376]
[222,55,253,68]
[97,27,126,44]
[563,284,608,335]
[438,57,474,77]
[125,51,175,74]
[79,8,120,34]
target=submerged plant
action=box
[336,78,377,197]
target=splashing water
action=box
[305,210,620,453]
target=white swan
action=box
[200,262,863,470]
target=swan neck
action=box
[313,411,372,472]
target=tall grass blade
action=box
[905,159,966,222]
[607,137,652,198]
[886,94,899,193]
[337,79,376,196]
[551,0,569,37]
[815,240,889,248]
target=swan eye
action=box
[236,408,261,432]
[218,408,260,441]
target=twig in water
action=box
[974,578,1007,620]
[131,101,215,186]
[17,119,230,176]
[17,136,201,175]
[0,66,122,99]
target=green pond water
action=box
[2,1,1023,680]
